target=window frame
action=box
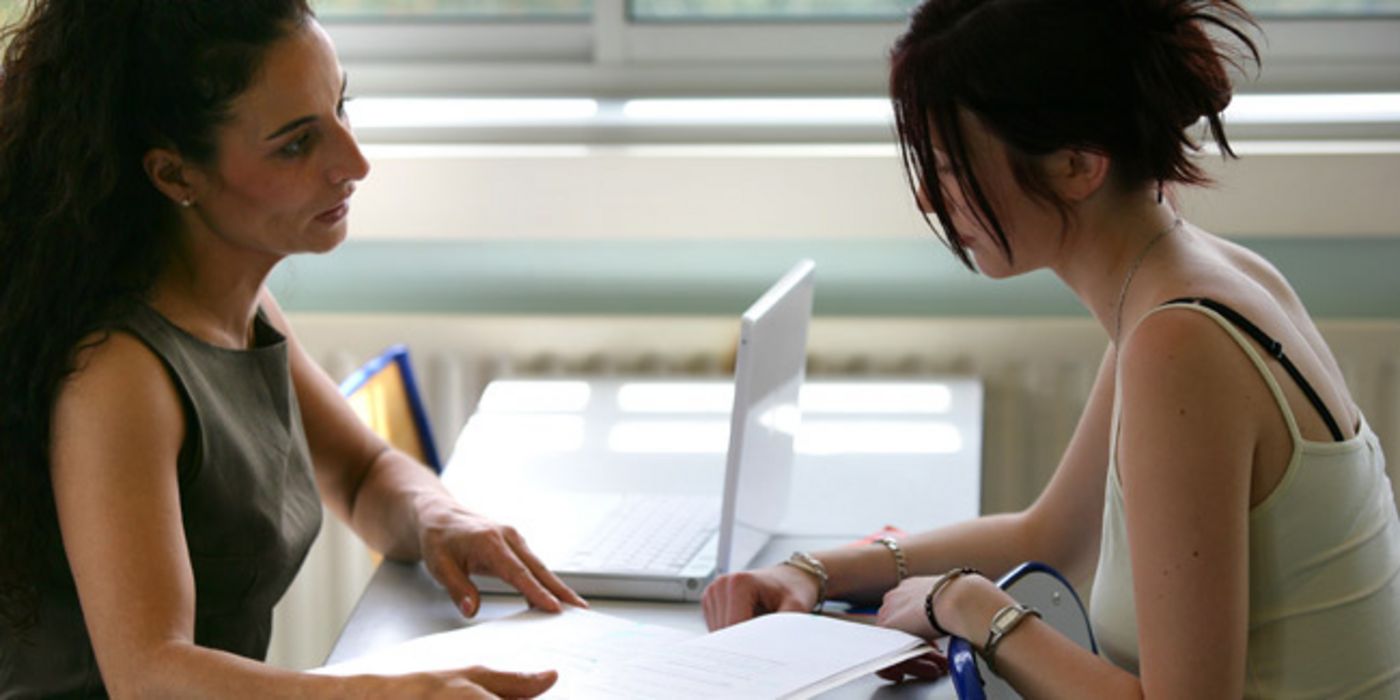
[327,0,1400,99]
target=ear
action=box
[142,147,203,207]
[1047,148,1110,202]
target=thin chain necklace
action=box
[1113,217,1181,343]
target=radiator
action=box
[265,314,1400,671]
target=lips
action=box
[315,201,349,224]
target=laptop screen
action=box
[717,259,815,573]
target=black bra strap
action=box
[1164,297,1345,442]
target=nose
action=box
[327,119,371,187]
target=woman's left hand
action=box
[876,574,943,639]
[417,505,587,617]
[873,575,952,683]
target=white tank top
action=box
[1089,301,1400,698]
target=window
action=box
[314,0,590,20]
[310,0,1400,21]
[630,0,917,21]
[0,0,1394,142]
[1246,0,1400,16]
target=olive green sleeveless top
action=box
[0,304,323,698]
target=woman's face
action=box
[925,113,1063,279]
[186,19,369,260]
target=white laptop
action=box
[471,260,815,601]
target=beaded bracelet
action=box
[923,567,979,637]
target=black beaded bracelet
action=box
[923,567,979,637]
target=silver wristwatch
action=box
[982,602,1041,674]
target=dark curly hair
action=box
[890,0,1260,269]
[0,0,314,632]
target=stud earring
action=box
[180,198,193,208]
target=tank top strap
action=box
[1138,299,1305,444]
[1163,298,1345,442]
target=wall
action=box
[271,142,1400,319]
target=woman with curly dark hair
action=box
[0,2,582,696]
[705,0,1400,696]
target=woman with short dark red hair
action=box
[705,1,1400,696]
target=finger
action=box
[429,552,483,617]
[506,530,588,609]
[701,577,737,630]
[712,576,741,629]
[462,666,558,698]
[701,582,718,630]
[718,575,762,629]
[489,548,563,613]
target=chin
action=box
[968,249,1022,280]
[305,222,350,254]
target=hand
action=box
[878,571,1005,642]
[348,666,557,699]
[418,506,587,617]
[701,564,818,631]
[875,575,942,639]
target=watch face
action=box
[992,606,1022,629]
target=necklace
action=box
[1113,217,1181,343]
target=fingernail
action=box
[460,596,474,616]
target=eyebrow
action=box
[263,73,349,141]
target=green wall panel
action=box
[268,237,1400,318]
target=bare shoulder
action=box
[1117,306,1264,448]
[53,330,185,471]
[1120,304,1248,380]
[65,330,176,405]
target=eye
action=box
[278,131,313,158]
[337,94,353,121]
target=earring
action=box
[180,198,193,208]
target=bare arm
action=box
[888,310,1254,698]
[828,344,1120,602]
[51,331,560,698]
[256,290,584,616]
[705,345,1119,626]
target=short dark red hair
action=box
[890,0,1259,269]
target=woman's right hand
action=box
[346,666,557,699]
[701,563,820,631]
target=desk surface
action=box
[443,377,983,536]
[329,377,981,698]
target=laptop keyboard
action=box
[563,494,718,575]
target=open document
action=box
[314,607,931,699]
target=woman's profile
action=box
[0,2,582,696]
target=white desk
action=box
[328,377,982,698]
